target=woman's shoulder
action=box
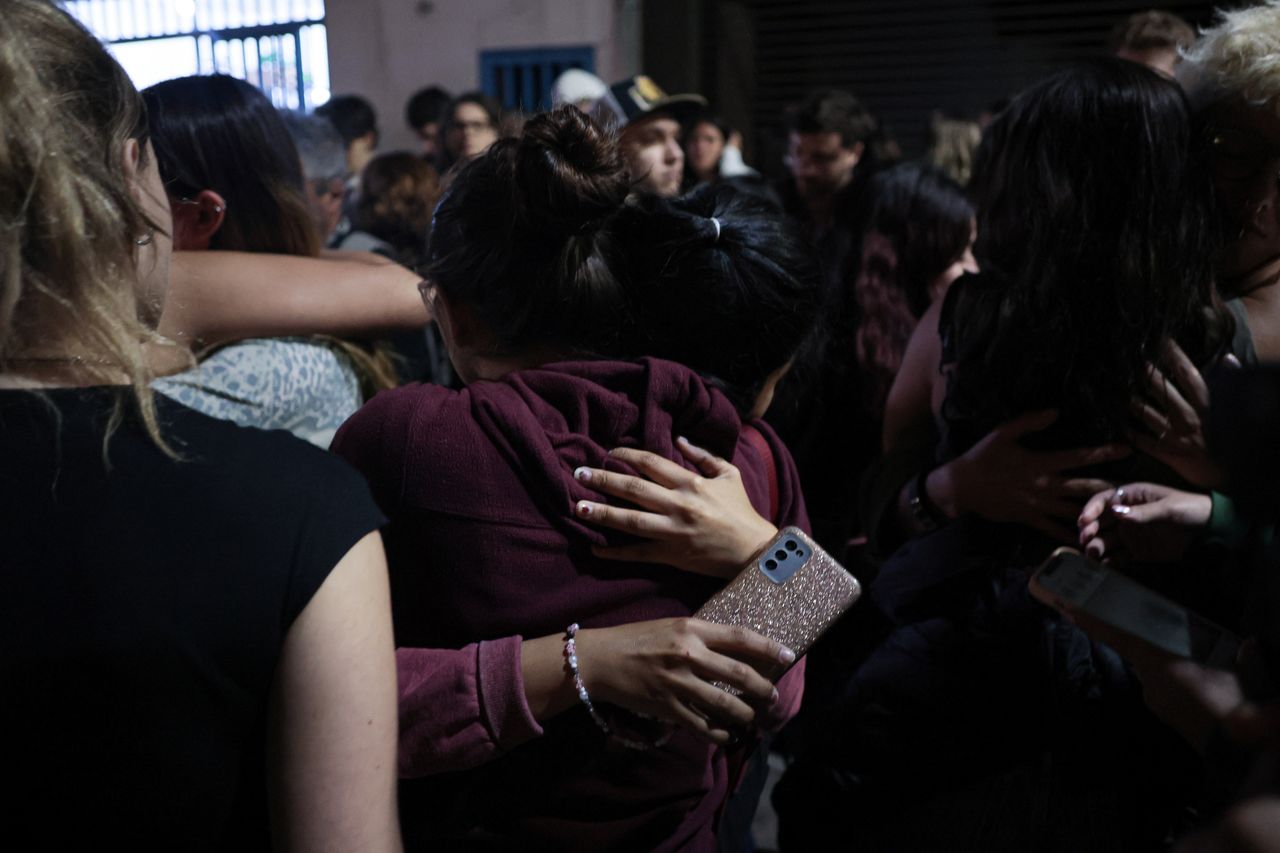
[154,337,363,430]
[330,381,470,496]
[336,381,461,442]
[1223,297,1260,366]
[154,392,370,498]
[2,386,377,521]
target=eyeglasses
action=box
[450,120,495,134]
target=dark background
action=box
[642,0,1226,178]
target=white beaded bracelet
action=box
[563,623,672,751]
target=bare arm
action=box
[163,251,429,347]
[883,295,945,456]
[268,531,401,853]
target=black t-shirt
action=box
[0,387,384,851]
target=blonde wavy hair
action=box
[1179,1,1280,116]
[0,0,179,451]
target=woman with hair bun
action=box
[332,105,825,850]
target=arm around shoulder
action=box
[163,251,429,347]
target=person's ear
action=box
[171,189,227,251]
[423,283,487,384]
[121,138,143,198]
[427,285,482,349]
[848,140,865,169]
[355,130,378,154]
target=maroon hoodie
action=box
[332,356,808,852]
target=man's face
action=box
[305,175,347,242]
[787,131,860,200]
[686,120,726,179]
[446,102,499,164]
[621,115,684,197]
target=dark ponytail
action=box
[426,106,630,355]
[614,184,822,414]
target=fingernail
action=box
[1111,504,1131,516]
[576,501,593,517]
[1114,488,1125,501]
[779,647,796,664]
[677,435,690,445]
[770,687,780,703]
[573,467,592,483]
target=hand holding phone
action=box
[1030,547,1240,670]
[694,527,861,682]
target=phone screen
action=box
[1034,551,1240,669]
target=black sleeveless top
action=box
[0,387,383,851]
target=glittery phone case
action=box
[694,527,861,680]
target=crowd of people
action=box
[3,0,1280,850]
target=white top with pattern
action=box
[153,337,362,448]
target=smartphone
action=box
[1030,547,1240,669]
[694,527,861,681]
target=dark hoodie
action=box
[332,356,808,853]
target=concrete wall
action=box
[325,0,639,152]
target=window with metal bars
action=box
[480,46,596,113]
[62,0,330,110]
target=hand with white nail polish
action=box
[1076,482,1213,565]
[572,436,778,578]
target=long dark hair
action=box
[615,184,822,414]
[143,74,397,396]
[944,58,1229,447]
[855,162,973,414]
[142,74,320,257]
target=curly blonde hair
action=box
[1179,1,1280,116]
[0,0,179,452]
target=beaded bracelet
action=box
[563,623,673,751]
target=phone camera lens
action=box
[775,550,787,560]
[765,559,778,570]
[784,540,797,551]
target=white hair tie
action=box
[710,216,721,242]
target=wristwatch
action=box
[906,469,945,532]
